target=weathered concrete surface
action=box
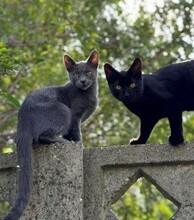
[0,153,17,204]
[0,142,83,220]
[83,143,194,220]
[1,142,194,220]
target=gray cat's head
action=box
[64,50,99,90]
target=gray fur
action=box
[3,50,99,220]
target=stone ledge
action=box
[83,142,194,220]
[1,142,194,220]
[84,142,194,166]
[0,142,83,220]
[0,153,17,170]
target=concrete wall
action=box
[0,142,83,220]
[0,142,194,219]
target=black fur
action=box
[3,50,99,220]
[104,58,194,146]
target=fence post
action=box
[0,142,84,220]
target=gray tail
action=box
[3,133,33,220]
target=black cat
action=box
[4,50,99,220]
[104,58,194,146]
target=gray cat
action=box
[4,50,99,220]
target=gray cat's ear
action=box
[128,58,142,76]
[64,55,76,71]
[87,50,99,68]
[104,63,117,81]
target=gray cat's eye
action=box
[87,72,92,76]
[73,73,79,78]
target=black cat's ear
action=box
[64,54,76,72]
[128,58,142,77]
[87,50,99,68]
[104,63,117,81]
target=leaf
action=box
[2,146,14,154]
[1,92,20,108]
[35,57,45,64]
[0,35,8,44]
[91,32,100,38]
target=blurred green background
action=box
[0,0,193,218]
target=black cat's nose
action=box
[124,91,130,97]
[80,80,86,84]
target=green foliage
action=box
[0,201,10,217]
[1,92,20,108]
[0,0,193,218]
[112,178,178,220]
[0,45,15,75]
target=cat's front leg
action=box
[168,113,184,146]
[130,118,158,145]
[63,119,82,142]
[62,133,73,141]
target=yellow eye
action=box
[116,85,121,90]
[73,73,78,78]
[87,72,92,76]
[129,83,136,88]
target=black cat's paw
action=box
[168,135,184,146]
[130,138,145,145]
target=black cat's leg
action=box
[168,113,184,146]
[130,118,158,145]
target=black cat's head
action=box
[104,58,143,102]
[64,50,99,90]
